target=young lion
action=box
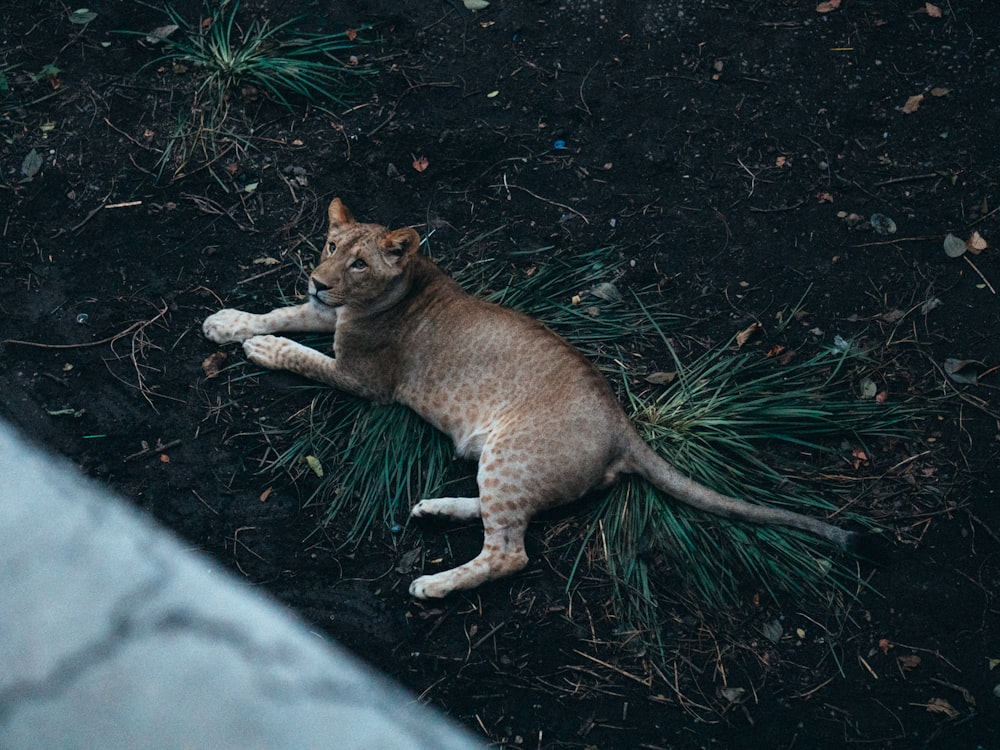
[204,198,870,599]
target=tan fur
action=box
[204,199,859,599]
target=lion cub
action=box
[204,198,867,599]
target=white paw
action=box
[409,574,451,599]
[242,335,289,370]
[203,309,256,344]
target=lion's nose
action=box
[311,277,329,292]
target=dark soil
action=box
[3,1,999,747]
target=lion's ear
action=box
[381,228,420,265]
[327,198,355,230]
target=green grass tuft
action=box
[123,1,371,182]
[583,333,918,654]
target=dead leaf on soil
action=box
[923,697,959,719]
[735,321,761,348]
[967,231,988,254]
[878,308,906,323]
[69,8,98,25]
[930,86,950,97]
[718,686,747,704]
[345,28,358,41]
[943,233,967,258]
[396,547,422,574]
[411,155,429,172]
[644,371,676,385]
[816,191,834,203]
[259,486,273,503]
[943,358,982,386]
[304,455,324,478]
[253,256,280,266]
[815,0,841,12]
[897,654,921,671]
[146,24,179,43]
[924,2,943,18]
[20,148,42,179]
[463,0,490,10]
[902,93,925,114]
[590,282,622,302]
[201,351,227,379]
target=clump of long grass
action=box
[125,1,370,181]
[581,332,917,654]
[149,1,369,111]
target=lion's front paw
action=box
[409,574,452,600]
[242,335,292,370]
[203,309,257,344]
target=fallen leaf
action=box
[967,231,988,254]
[590,282,622,302]
[146,23,179,43]
[159,453,170,463]
[943,233,967,258]
[943,358,981,386]
[924,2,943,18]
[924,697,959,719]
[989,658,1000,671]
[69,8,98,24]
[902,93,924,114]
[761,619,783,643]
[765,344,787,358]
[644,371,676,385]
[852,448,869,468]
[876,390,888,403]
[396,547,422,574]
[860,377,878,399]
[878,638,894,654]
[411,155,429,172]
[304,455,324,478]
[816,191,834,203]
[20,148,43,179]
[463,0,490,9]
[201,351,227,379]
[719,686,746,704]
[898,654,922,670]
[815,0,841,12]
[735,321,761,348]
[775,155,787,167]
[345,28,358,41]
[253,256,280,266]
[930,86,950,97]
[878,308,905,323]
[259,486,273,503]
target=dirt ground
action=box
[2,0,999,747]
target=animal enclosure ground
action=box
[2,0,999,747]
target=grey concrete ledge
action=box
[0,421,481,750]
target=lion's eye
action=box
[350,258,367,270]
